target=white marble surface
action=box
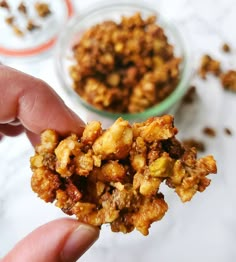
[1,0,236,261]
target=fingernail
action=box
[61,224,99,262]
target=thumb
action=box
[2,218,100,262]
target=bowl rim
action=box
[55,1,193,120]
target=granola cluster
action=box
[30,115,217,235]
[69,13,181,114]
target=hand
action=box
[0,64,85,145]
[0,65,99,261]
[3,218,99,262]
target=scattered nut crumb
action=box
[26,19,41,31]
[5,15,24,36]
[203,127,216,137]
[12,25,24,37]
[35,2,51,17]
[222,43,231,53]
[198,54,221,79]
[182,138,206,152]
[224,127,232,136]
[0,0,10,10]
[221,70,236,92]
[2,1,52,38]
[5,16,14,25]
[182,86,197,104]
[18,1,27,15]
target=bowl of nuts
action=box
[55,1,192,125]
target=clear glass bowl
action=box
[55,1,192,125]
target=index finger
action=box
[0,65,85,143]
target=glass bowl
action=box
[55,1,192,126]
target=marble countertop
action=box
[1,0,236,261]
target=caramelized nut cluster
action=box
[221,70,236,92]
[30,115,217,235]
[198,54,221,79]
[69,13,181,113]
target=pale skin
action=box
[0,65,100,262]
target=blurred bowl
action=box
[55,1,192,126]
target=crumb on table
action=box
[198,54,221,79]
[222,43,231,53]
[203,126,216,137]
[224,127,232,136]
[221,70,236,92]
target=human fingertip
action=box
[61,224,99,262]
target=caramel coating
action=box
[30,116,217,235]
[69,13,181,113]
